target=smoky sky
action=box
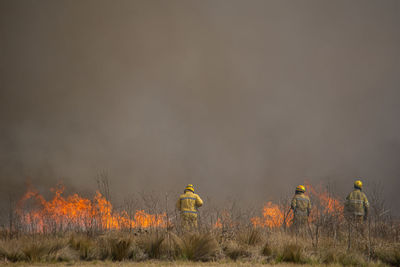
[1,1,400,214]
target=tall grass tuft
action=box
[277,243,304,263]
[261,241,273,257]
[373,245,400,266]
[237,228,263,246]
[21,237,69,262]
[223,241,250,261]
[69,235,96,260]
[337,251,366,266]
[320,247,340,264]
[22,242,49,262]
[0,240,24,262]
[174,233,219,261]
[50,246,79,262]
[97,236,142,261]
[110,238,133,261]
[137,232,165,259]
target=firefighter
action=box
[290,185,311,233]
[345,180,370,244]
[345,180,369,224]
[176,184,203,231]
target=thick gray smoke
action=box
[1,1,399,215]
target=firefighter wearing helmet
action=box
[176,184,203,231]
[345,180,369,223]
[291,185,311,232]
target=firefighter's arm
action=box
[290,197,296,210]
[195,194,203,208]
[344,194,351,211]
[363,194,370,218]
[307,198,311,217]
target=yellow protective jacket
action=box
[345,189,369,216]
[176,191,203,215]
[291,193,311,217]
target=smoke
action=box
[1,0,399,215]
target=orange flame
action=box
[214,218,222,228]
[17,184,166,233]
[251,202,292,228]
[251,183,344,228]
[214,211,234,229]
[305,182,344,221]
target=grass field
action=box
[4,182,399,266]
[0,260,395,267]
[0,228,398,266]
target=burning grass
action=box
[1,182,399,265]
[17,184,166,233]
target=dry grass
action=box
[136,232,165,259]
[261,241,273,257]
[69,235,96,260]
[172,233,219,261]
[0,227,398,266]
[373,244,400,266]
[223,241,251,261]
[236,228,263,246]
[97,235,140,261]
[0,262,359,267]
[276,243,305,264]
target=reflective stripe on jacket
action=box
[176,191,203,213]
[345,189,369,216]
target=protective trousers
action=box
[291,214,308,236]
[181,213,198,232]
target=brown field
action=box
[0,228,399,266]
[0,262,348,267]
[2,182,399,266]
[0,262,374,267]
